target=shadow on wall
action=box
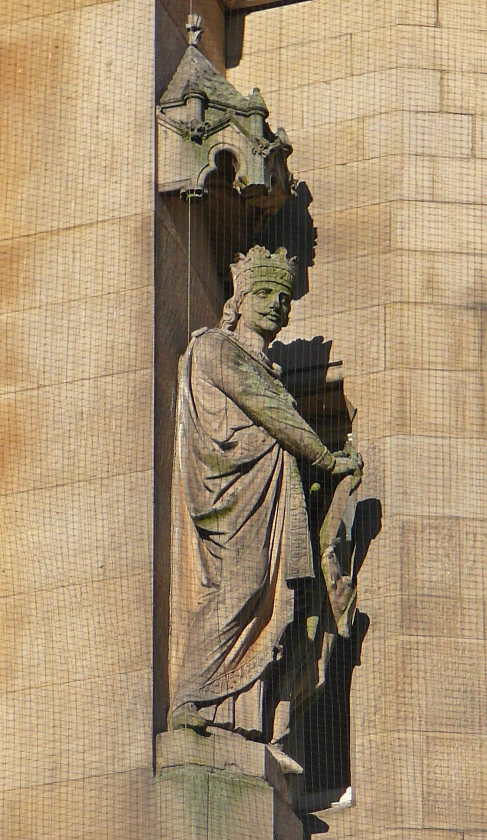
[268,336,383,823]
[257,181,316,301]
[225,3,314,70]
[297,498,382,838]
[205,151,315,302]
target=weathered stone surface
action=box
[354,26,487,75]
[0,470,152,596]
[443,72,487,116]
[352,25,436,75]
[0,769,158,840]
[230,34,352,92]
[364,112,472,158]
[0,574,151,692]
[290,119,364,172]
[157,728,290,804]
[344,370,410,440]
[474,118,487,158]
[0,670,152,791]
[310,204,391,262]
[307,156,433,212]
[157,764,303,840]
[385,303,481,370]
[423,733,487,830]
[0,288,153,394]
[392,202,487,253]
[438,0,487,29]
[286,301,385,375]
[315,731,424,835]
[258,69,441,133]
[435,28,487,72]
[0,369,152,496]
[157,732,303,840]
[0,214,153,315]
[0,3,154,242]
[433,158,487,203]
[384,436,487,520]
[373,637,487,733]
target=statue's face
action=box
[238,279,292,339]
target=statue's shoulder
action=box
[191,327,236,353]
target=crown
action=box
[230,246,297,297]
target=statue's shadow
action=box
[268,335,382,830]
[294,499,381,834]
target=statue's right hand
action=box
[332,452,363,492]
[331,455,357,477]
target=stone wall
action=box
[0,1,155,837]
[228,1,487,837]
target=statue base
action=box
[156,728,303,840]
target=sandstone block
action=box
[326,731,423,829]
[157,729,289,804]
[385,303,481,371]
[390,515,487,604]
[410,370,485,438]
[435,28,487,73]
[311,204,391,262]
[229,34,352,95]
[157,731,303,840]
[1,0,72,25]
[307,156,433,213]
[0,369,152,497]
[351,512,487,613]
[264,69,441,132]
[0,2,154,241]
[383,435,487,520]
[0,215,153,315]
[0,574,151,692]
[352,25,436,75]
[286,301,385,376]
[0,670,152,790]
[295,251,487,315]
[392,202,487,253]
[474,118,487,158]
[0,288,153,395]
[157,765,302,840]
[329,69,441,123]
[381,637,487,733]
[0,769,158,840]
[438,0,487,29]
[288,119,364,173]
[240,0,395,43]
[396,0,438,24]
[423,733,487,830]
[344,370,410,440]
[433,159,487,204]
[443,72,487,116]
[364,112,472,158]
[0,471,152,597]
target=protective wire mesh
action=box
[1,0,486,838]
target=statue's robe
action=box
[169,328,326,734]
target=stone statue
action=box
[168,245,363,772]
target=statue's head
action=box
[220,246,297,339]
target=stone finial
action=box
[186,14,204,47]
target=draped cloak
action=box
[169,328,327,731]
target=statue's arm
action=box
[209,334,333,466]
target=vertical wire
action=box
[187,198,191,342]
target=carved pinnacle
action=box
[186,14,204,47]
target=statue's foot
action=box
[267,742,304,775]
[169,703,208,733]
